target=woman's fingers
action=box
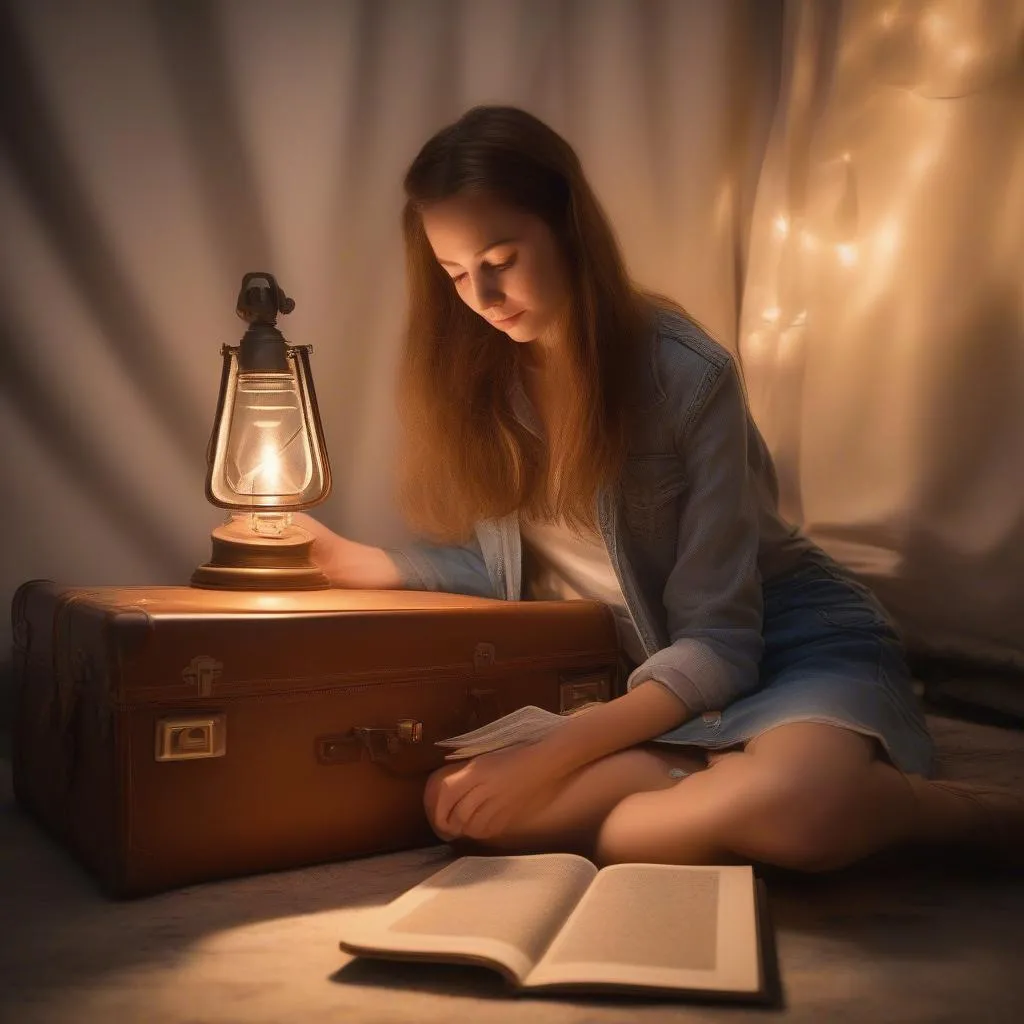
[292,513,344,577]
[292,511,332,540]
[434,768,479,833]
[450,785,491,834]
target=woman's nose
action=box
[470,274,502,311]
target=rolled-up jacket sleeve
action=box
[625,359,764,713]
[383,533,499,599]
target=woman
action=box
[302,105,1020,870]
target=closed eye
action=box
[447,255,515,286]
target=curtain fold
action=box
[0,0,778,660]
[2,0,1020,672]
[739,0,1024,666]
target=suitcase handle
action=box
[316,687,508,778]
[317,718,433,777]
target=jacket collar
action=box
[509,319,666,428]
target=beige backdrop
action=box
[740,0,1024,667]
[1,0,1021,672]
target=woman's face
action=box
[421,192,570,346]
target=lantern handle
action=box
[236,272,295,325]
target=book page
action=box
[436,703,604,760]
[337,854,596,986]
[525,864,760,995]
[435,706,564,759]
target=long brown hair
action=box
[397,105,659,542]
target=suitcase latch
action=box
[318,719,424,764]
[155,714,227,761]
[182,656,223,697]
[558,670,612,713]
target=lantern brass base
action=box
[191,521,331,591]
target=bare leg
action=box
[595,722,1024,870]
[423,744,707,856]
[427,723,1024,870]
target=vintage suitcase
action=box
[11,581,620,897]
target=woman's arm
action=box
[294,512,498,595]
[528,352,763,777]
[433,680,693,840]
[294,513,403,589]
[624,354,765,714]
[530,680,693,778]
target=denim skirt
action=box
[650,555,935,777]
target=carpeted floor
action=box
[0,712,1022,1024]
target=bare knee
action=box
[732,724,880,871]
[740,769,874,872]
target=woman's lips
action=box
[491,310,525,327]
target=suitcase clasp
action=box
[318,719,424,764]
[155,715,227,761]
[182,656,223,697]
[558,670,612,713]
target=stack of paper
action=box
[434,704,600,760]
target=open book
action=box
[337,854,773,1002]
[435,704,600,760]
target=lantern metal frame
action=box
[191,273,333,591]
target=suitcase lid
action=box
[13,581,620,706]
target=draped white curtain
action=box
[740,0,1024,668]
[1,0,1021,672]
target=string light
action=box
[836,242,859,267]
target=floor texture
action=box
[1,711,1022,1024]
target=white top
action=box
[520,515,648,669]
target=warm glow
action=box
[221,370,315,501]
[952,43,975,67]
[923,10,949,41]
[836,242,858,267]
[875,221,901,257]
[248,510,292,537]
[762,306,782,323]
[256,443,282,490]
[773,214,790,239]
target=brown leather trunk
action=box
[11,581,620,898]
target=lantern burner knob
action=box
[236,272,295,326]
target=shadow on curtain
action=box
[0,0,779,660]
[741,0,1024,667]
[1,0,1020,674]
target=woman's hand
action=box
[433,744,554,840]
[432,742,563,841]
[291,512,347,583]
[291,512,401,589]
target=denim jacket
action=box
[385,309,815,714]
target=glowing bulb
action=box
[257,444,282,489]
